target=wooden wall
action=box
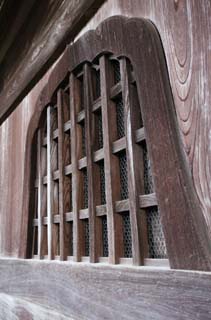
[0,0,210,257]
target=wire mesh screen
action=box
[111,59,121,84]
[143,143,154,194]
[119,151,128,200]
[146,207,167,258]
[68,221,73,256]
[78,75,84,111]
[81,122,86,157]
[99,161,106,205]
[122,212,132,258]
[83,169,88,208]
[66,175,72,212]
[33,227,38,255]
[96,111,103,150]
[102,216,108,257]
[116,95,125,139]
[34,188,38,219]
[84,219,89,256]
[95,69,101,99]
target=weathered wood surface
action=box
[20,16,211,270]
[0,0,105,123]
[0,259,210,319]
[0,0,211,268]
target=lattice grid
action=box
[31,54,169,265]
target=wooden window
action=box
[23,16,211,271]
[28,55,168,266]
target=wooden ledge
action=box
[0,258,210,319]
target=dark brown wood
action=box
[0,0,105,124]
[121,58,148,265]
[84,63,101,262]
[57,89,65,260]
[100,55,123,263]
[70,73,83,262]
[57,89,72,260]
[21,16,211,270]
[0,259,211,319]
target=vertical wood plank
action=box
[47,106,53,259]
[121,58,147,265]
[100,56,123,264]
[70,73,84,262]
[84,63,101,263]
[37,129,42,259]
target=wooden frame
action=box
[21,16,211,271]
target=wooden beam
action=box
[0,0,105,124]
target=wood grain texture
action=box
[0,0,211,271]
[121,58,146,265]
[20,15,211,270]
[0,0,105,123]
[78,0,211,245]
[70,74,84,261]
[100,55,123,263]
[0,258,210,319]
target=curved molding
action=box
[21,15,211,270]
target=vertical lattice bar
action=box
[70,73,83,261]
[37,129,42,259]
[100,55,123,264]
[57,89,65,260]
[84,63,101,262]
[47,106,53,259]
[121,58,147,265]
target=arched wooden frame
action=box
[20,16,211,271]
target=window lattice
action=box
[29,56,167,266]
